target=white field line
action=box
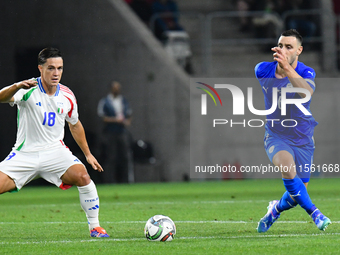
[0,232,340,246]
[3,198,339,208]
[3,200,268,208]
[0,220,339,224]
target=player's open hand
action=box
[16,78,38,90]
[86,154,104,172]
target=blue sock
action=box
[282,178,317,215]
[276,191,298,212]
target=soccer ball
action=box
[144,215,176,241]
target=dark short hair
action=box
[38,47,62,65]
[281,29,303,45]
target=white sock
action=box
[78,180,100,230]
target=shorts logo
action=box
[269,146,275,154]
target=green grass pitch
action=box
[0,178,339,254]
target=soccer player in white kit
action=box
[0,47,109,237]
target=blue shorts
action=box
[264,131,315,183]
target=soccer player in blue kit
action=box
[255,29,331,232]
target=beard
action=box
[288,56,297,66]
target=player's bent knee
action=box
[61,165,91,186]
[71,170,91,187]
[272,151,294,167]
[0,172,17,194]
[77,172,91,187]
[281,171,295,179]
[272,151,296,179]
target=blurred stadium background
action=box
[0,0,339,184]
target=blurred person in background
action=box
[152,0,183,40]
[97,81,132,184]
[283,0,317,49]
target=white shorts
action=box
[0,146,83,191]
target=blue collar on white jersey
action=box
[37,77,60,96]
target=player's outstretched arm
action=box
[68,120,104,172]
[0,79,37,103]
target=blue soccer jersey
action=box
[255,61,318,146]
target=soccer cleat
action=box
[257,200,280,233]
[90,227,110,237]
[312,210,331,231]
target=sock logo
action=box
[89,204,99,210]
[291,191,301,197]
[85,197,99,203]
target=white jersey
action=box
[10,77,79,152]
